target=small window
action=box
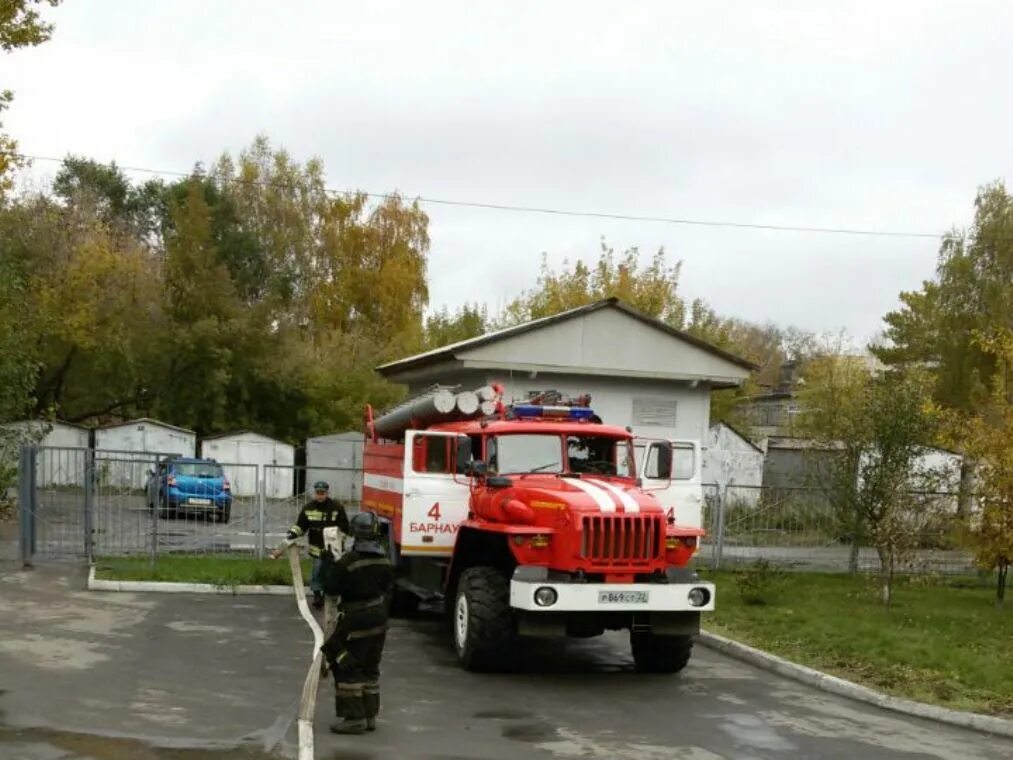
[672,443,695,480]
[644,443,671,480]
[643,442,695,480]
[412,435,451,474]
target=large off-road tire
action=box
[453,566,513,671]
[630,632,693,674]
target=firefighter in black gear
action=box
[272,481,349,609]
[320,510,394,735]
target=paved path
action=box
[1,563,1010,759]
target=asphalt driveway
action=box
[1,563,1010,760]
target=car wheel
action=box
[217,504,231,524]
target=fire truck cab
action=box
[362,391,715,673]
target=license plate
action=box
[597,590,649,604]
[188,498,212,506]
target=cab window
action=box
[642,442,695,480]
[567,435,634,478]
[412,435,451,474]
[672,443,696,480]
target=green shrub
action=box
[735,559,787,605]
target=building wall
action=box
[405,371,711,445]
[306,433,364,504]
[702,424,764,488]
[200,432,295,498]
[459,307,748,384]
[761,446,839,490]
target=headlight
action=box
[688,587,711,607]
[534,586,558,607]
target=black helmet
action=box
[349,511,380,541]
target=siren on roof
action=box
[509,404,596,421]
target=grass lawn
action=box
[699,568,1013,717]
[94,554,313,587]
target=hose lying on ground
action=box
[286,542,324,760]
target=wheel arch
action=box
[445,526,516,599]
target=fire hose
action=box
[284,541,325,760]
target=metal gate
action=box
[16,447,366,565]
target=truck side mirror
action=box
[656,442,673,480]
[455,436,473,474]
[468,461,488,477]
[640,440,674,491]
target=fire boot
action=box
[366,717,376,732]
[330,718,367,735]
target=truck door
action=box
[636,439,704,529]
[401,431,471,557]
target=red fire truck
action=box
[361,386,714,673]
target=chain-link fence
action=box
[15,445,979,575]
[701,483,976,575]
[16,447,362,565]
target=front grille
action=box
[580,515,663,565]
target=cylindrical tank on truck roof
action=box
[373,389,457,440]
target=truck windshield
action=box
[489,434,634,477]
[491,434,563,474]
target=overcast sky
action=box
[6,1,1013,342]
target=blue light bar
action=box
[511,404,595,420]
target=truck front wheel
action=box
[630,631,693,674]
[453,567,513,671]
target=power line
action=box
[16,152,945,240]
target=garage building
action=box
[200,430,295,498]
[702,422,764,489]
[3,420,90,487]
[305,431,363,505]
[94,418,196,489]
[377,299,754,446]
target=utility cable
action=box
[15,152,944,240]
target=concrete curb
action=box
[697,630,1013,739]
[87,565,302,596]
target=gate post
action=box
[149,489,158,571]
[713,483,728,571]
[257,466,266,560]
[18,446,37,568]
[83,448,96,562]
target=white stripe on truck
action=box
[567,478,617,513]
[588,479,640,513]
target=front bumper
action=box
[509,578,715,613]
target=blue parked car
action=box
[146,457,232,523]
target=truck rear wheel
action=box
[453,566,513,671]
[630,632,693,674]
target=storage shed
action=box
[3,420,90,486]
[703,422,764,489]
[377,298,754,446]
[94,418,196,489]
[200,431,295,498]
[305,432,363,505]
